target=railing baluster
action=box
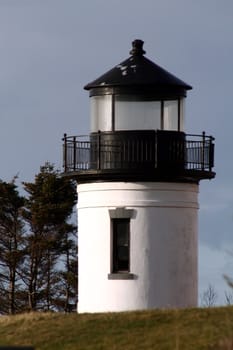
[73,136,76,171]
[97,130,101,170]
[202,131,205,171]
[209,137,214,171]
[63,133,67,172]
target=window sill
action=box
[108,273,136,280]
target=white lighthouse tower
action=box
[63,40,215,312]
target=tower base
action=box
[77,182,198,313]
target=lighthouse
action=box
[63,40,215,312]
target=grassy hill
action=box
[0,307,233,349]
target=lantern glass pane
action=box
[179,98,185,131]
[90,95,112,132]
[115,96,161,130]
[163,100,178,131]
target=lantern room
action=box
[87,40,188,133]
[63,40,215,183]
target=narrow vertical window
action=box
[112,218,130,273]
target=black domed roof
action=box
[84,40,192,96]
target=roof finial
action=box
[130,39,146,56]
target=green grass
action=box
[0,307,233,349]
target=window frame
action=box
[108,207,135,280]
[112,218,130,273]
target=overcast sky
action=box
[0,0,233,305]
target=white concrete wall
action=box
[77,182,199,313]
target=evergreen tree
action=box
[56,224,78,312]
[22,163,77,311]
[0,180,25,314]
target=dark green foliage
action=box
[22,162,77,311]
[0,179,25,314]
[57,232,78,312]
[0,163,78,314]
[23,163,76,231]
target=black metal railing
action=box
[185,133,214,171]
[63,130,214,176]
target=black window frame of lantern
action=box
[90,94,184,133]
[108,208,135,280]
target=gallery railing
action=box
[63,130,214,176]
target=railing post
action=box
[73,136,76,171]
[97,130,101,170]
[202,131,206,171]
[63,133,67,172]
[209,136,214,171]
[154,131,157,168]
